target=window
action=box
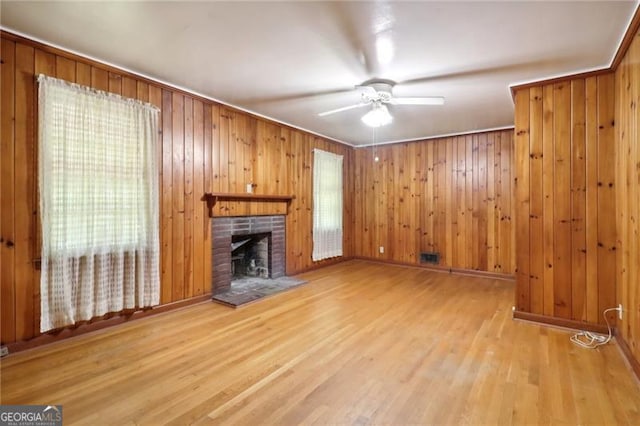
[312,149,343,261]
[38,75,160,332]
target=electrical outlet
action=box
[0,346,8,357]
[379,246,384,254]
[618,304,623,320]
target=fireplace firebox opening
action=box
[231,233,271,279]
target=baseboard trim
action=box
[4,294,212,355]
[292,256,354,275]
[351,256,515,281]
[513,310,610,334]
[615,335,640,383]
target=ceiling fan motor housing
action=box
[362,79,396,103]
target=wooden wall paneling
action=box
[75,62,91,86]
[514,89,531,311]
[394,143,407,262]
[477,133,488,271]
[298,130,309,270]
[352,130,514,275]
[193,100,205,296]
[445,138,453,266]
[513,72,618,327]
[1,38,16,344]
[412,142,421,262]
[55,56,75,82]
[183,97,194,298]
[301,136,313,264]
[275,126,289,216]
[450,137,459,267]
[529,86,544,315]
[628,31,639,361]
[246,118,258,216]
[160,90,173,304]
[596,74,617,321]
[353,149,363,257]
[471,135,479,270]
[553,83,572,319]
[570,79,587,321]
[284,129,299,271]
[34,49,55,78]
[303,133,314,266]
[372,146,382,259]
[370,147,381,258]
[429,141,437,254]
[210,104,221,195]
[614,56,625,338]
[494,133,503,272]
[424,141,432,257]
[402,142,413,262]
[412,142,421,261]
[423,141,435,255]
[275,127,287,198]
[459,137,468,267]
[122,76,136,99]
[389,144,398,260]
[148,85,163,297]
[439,138,448,261]
[286,130,300,272]
[542,84,556,317]
[502,131,514,273]
[486,133,496,270]
[14,43,35,341]
[2,33,359,347]
[360,147,376,257]
[465,135,473,269]
[217,108,230,214]
[227,110,239,214]
[630,29,639,364]
[464,135,473,268]
[137,81,149,102]
[615,27,640,369]
[203,103,213,294]
[253,119,268,216]
[171,93,185,302]
[108,72,121,95]
[371,145,380,259]
[90,66,107,91]
[343,147,355,257]
[625,32,639,361]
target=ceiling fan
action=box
[317,79,444,127]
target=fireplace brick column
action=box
[211,215,285,294]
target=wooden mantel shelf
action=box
[202,192,295,217]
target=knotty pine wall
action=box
[0,33,354,345]
[353,130,515,275]
[615,27,640,369]
[512,75,617,326]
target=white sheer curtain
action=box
[312,149,343,261]
[38,75,160,332]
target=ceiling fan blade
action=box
[390,97,445,106]
[318,102,370,117]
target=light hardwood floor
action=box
[1,260,639,425]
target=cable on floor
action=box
[570,307,620,349]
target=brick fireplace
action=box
[211,215,285,294]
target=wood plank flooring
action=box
[1,260,639,425]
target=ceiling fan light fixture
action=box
[361,103,393,128]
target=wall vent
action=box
[420,252,440,264]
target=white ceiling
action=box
[1,1,637,146]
